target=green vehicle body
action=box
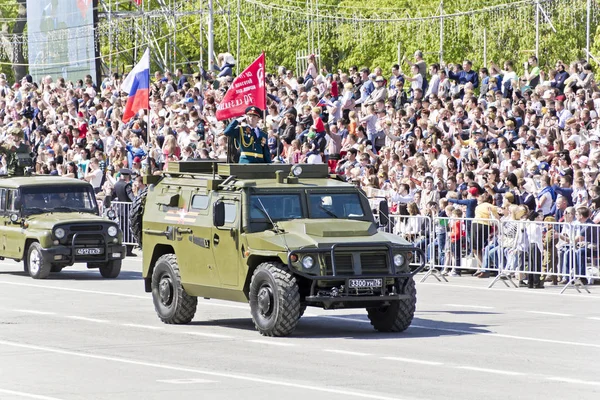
[0,176,126,279]
[140,162,424,336]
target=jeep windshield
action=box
[21,186,98,216]
[249,192,366,222]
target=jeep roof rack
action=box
[217,164,329,179]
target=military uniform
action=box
[0,127,31,176]
[223,106,271,164]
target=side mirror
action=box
[213,200,225,227]
[378,200,390,228]
[10,213,19,224]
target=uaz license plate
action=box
[76,248,102,255]
[348,278,382,288]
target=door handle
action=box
[177,228,192,234]
[213,234,220,246]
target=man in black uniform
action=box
[113,169,135,256]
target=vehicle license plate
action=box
[76,248,102,255]
[348,278,382,288]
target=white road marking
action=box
[248,339,296,347]
[157,378,217,384]
[524,311,573,317]
[0,340,405,400]
[183,331,234,339]
[122,323,164,330]
[14,309,56,316]
[587,317,600,321]
[382,357,443,366]
[445,304,494,309]
[324,349,371,356]
[0,388,65,400]
[0,280,148,299]
[456,366,524,376]
[321,315,600,349]
[546,377,600,386]
[65,316,109,323]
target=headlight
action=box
[302,255,315,269]
[107,226,118,237]
[106,209,116,219]
[54,228,66,239]
[291,164,303,177]
[393,254,405,267]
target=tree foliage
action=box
[0,0,598,82]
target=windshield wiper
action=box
[252,204,275,226]
[318,204,339,218]
[53,206,81,213]
[25,207,48,215]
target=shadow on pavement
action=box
[0,270,142,281]
[416,310,501,316]
[189,318,256,332]
[187,313,492,339]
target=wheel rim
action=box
[29,249,41,275]
[158,275,174,306]
[257,284,274,317]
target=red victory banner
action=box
[216,53,266,121]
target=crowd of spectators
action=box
[1,50,600,284]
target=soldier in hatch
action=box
[0,127,32,176]
[223,106,271,164]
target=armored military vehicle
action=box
[0,177,126,279]
[133,162,424,336]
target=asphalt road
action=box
[1,255,599,400]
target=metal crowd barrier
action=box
[109,201,138,246]
[384,210,597,294]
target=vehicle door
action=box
[176,190,220,288]
[211,194,241,287]
[5,189,25,259]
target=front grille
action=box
[324,252,390,276]
[325,254,353,275]
[360,254,389,275]
[70,225,103,232]
[69,234,105,246]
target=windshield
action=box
[308,193,365,219]
[250,194,303,221]
[21,186,98,215]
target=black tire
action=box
[367,278,416,333]
[249,262,300,337]
[99,260,122,278]
[25,242,51,280]
[151,254,197,324]
[129,186,148,248]
[50,265,63,273]
[298,303,307,319]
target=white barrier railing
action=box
[385,211,597,293]
[110,201,138,246]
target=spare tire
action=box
[129,186,148,248]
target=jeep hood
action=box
[245,219,408,252]
[25,212,108,230]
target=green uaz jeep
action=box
[0,177,126,279]
[133,162,424,337]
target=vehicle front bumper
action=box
[288,244,425,308]
[39,243,127,265]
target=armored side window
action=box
[190,194,209,210]
[224,203,237,224]
[0,188,5,211]
[7,189,18,212]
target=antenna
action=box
[256,197,290,253]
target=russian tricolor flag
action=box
[122,48,150,123]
